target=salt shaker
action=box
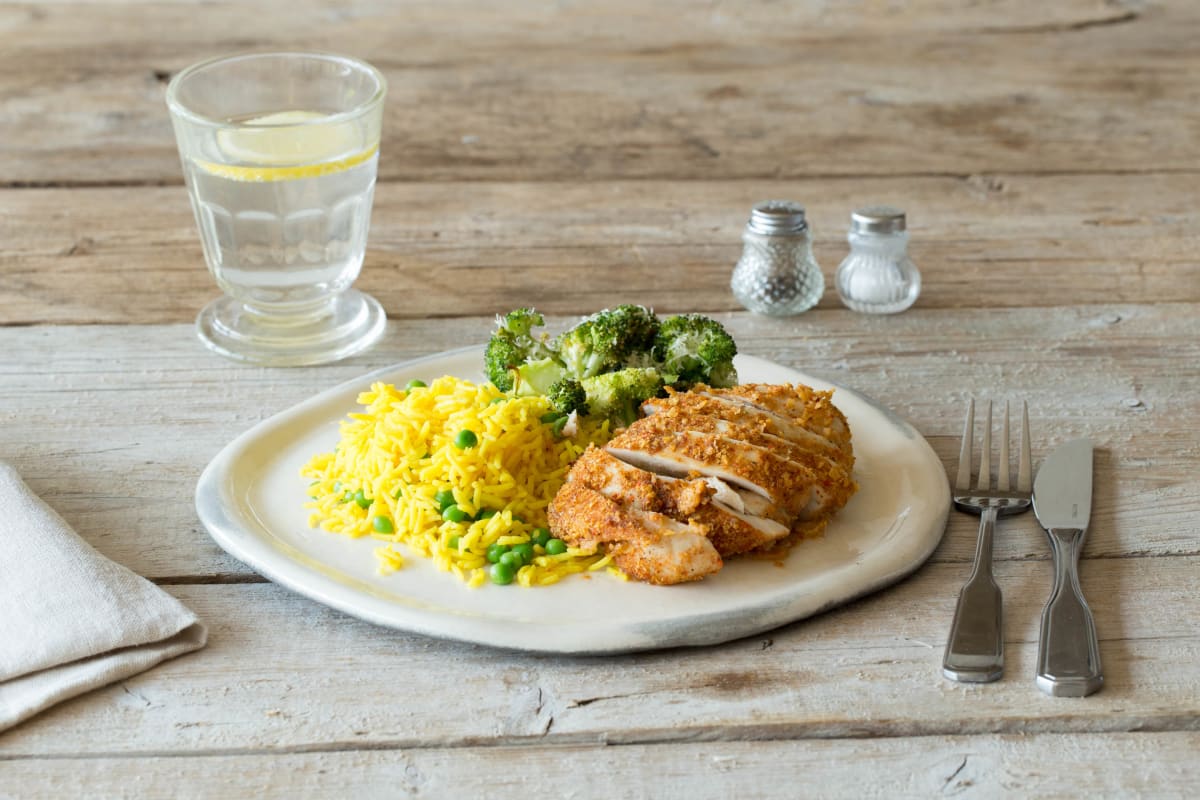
[835,206,921,314]
[730,201,824,315]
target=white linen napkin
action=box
[0,461,207,731]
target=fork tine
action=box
[1017,400,1032,492]
[997,401,1011,491]
[977,400,992,489]
[955,398,974,490]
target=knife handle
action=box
[1036,527,1103,697]
[943,507,1003,683]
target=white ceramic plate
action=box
[196,347,949,653]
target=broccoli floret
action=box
[581,367,665,427]
[484,337,522,392]
[609,304,660,361]
[546,378,589,415]
[498,307,546,339]
[652,314,739,389]
[555,304,660,380]
[484,308,559,392]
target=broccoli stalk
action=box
[581,367,664,427]
[652,314,738,389]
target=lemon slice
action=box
[197,111,377,182]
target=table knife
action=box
[1031,438,1103,697]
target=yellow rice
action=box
[301,376,616,587]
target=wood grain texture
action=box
[1,564,1197,755]
[0,1,1195,184]
[4,173,1200,325]
[3,733,1198,798]
[0,308,1195,581]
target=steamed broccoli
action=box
[554,304,659,380]
[581,367,664,427]
[546,377,589,416]
[652,314,738,389]
[483,306,739,424]
[484,308,562,392]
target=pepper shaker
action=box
[835,206,921,314]
[730,201,824,316]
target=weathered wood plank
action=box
[1,307,1195,579]
[0,1,1195,183]
[3,732,1197,798]
[3,174,1199,325]
[1,563,1197,754]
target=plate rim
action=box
[196,347,950,654]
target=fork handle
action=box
[1036,527,1103,697]
[943,506,1003,683]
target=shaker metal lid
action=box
[748,200,808,235]
[851,205,906,234]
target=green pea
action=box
[453,429,478,449]
[545,538,567,555]
[353,489,371,509]
[442,505,470,523]
[434,489,456,511]
[531,528,552,547]
[490,562,515,585]
[372,516,394,534]
[339,491,354,504]
[499,551,523,569]
[511,542,535,563]
[486,543,510,563]
[540,411,563,424]
[405,379,427,390]
[476,508,497,520]
[447,536,461,550]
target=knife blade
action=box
[1032,439,1103,697]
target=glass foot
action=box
[196,290,386,367]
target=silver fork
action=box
[942,399,1033,683]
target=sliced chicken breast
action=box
[567,446,789,558]
[643,391,848,467]
[566,445,712,519]
[606,427,820,518]
[697,384,851,451]
[630,408,857,504]
[547,381,857,585]
[548,482,722,584]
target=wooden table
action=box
[3,1,1198,795]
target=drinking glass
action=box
[166,52,387,366]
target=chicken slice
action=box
[606,427,820,519]
[566,445,712,518]
[548,482,722,584]
[631,406,856,500]
[689,503,790,557]
[567,446,788,557]
[702,383,852,450]
[642,391,848,467]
